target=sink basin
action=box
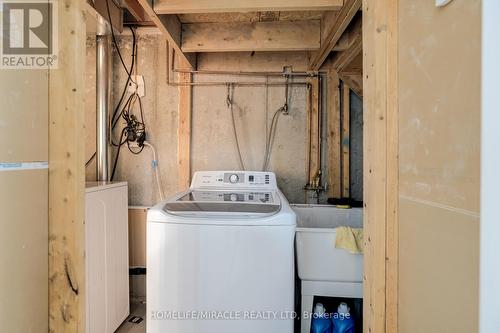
[292,204,363,283]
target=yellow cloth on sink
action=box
[335,226,364,254]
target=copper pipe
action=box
[172,68,317,77]
[167,81,309,87]
[165,42,317,86]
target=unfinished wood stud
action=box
[177,56,193,191]
[48,0,86,331]
[363,0,399,331]
[327,70,342,198]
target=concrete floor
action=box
[116,300,146,333]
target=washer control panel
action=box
[179,191,274,203]
[191,171,277,190]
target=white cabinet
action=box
[86,182,129,333]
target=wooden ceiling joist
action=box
[178,11,324,24]
[154,0,343,14]
[333,40,362,73]
[309,0,361,70]
[331,16,362,72]
[135,0,195,68]
[122,0,149,22]
[91,0,123,32]
[181,20,320,53]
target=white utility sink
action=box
[293,204,363,283]
[292,204,363,333]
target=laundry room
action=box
[83,2,366,332]
[0,0,489,333]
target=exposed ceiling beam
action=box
[135,0,196,68]
[332,31,350,51]
[122,0,149,22]
[89,0,123,32]
[309,0,361,70]
[154,0,343,14]
[333,40,362,73]
[181,20,320,53]
[331,16,362,72]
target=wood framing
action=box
[363,0,398,332]
[123,0,149,22]
[306,77,321,185]
[309,0,362,70]
[339,72,363,97]
[332,31,351,52]
[327,70,342,198]
[154,0,343,14]
[385,1,399,331]
[331,17,362,73]
[136,0,196,68]
[181,20,321,53]
[342,83,350,198]
[92,0,123,31]
[48,0,86,331]
[177,56,193,191]
[334,42,362,73]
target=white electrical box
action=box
[85,182,130,333]
[127,75,145,97]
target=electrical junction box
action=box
[127,75,145,97]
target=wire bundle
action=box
[108,25,148,181]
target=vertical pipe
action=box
[96,34,111,181]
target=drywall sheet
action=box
[399,197,479,333]
[0,169,48,333]
[398,0,481,331]
[0,70,48,162]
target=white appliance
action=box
[147,171,296,333]
[85,182,130,333]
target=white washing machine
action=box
[147,171,296,333]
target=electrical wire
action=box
[85,152,96,167]
[105,0,132,77]
[85,23,134,171]
[226,84,246,171]
[110,91,147,181]
[110,127,127,181]
[106,25,149,181]
[111,26,137,135]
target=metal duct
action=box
[96,34,112,181]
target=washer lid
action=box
[163,190,281,215]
